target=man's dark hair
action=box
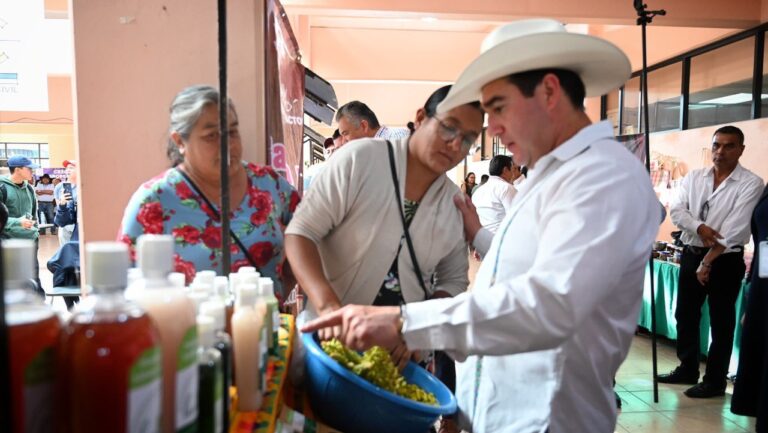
[332,129,341,140]
[506,68,586,110]
[335,101,380,129]
[713,125,744,145]
[521,166,528,178]
[8,166,23,175]
[489,155,513,176]
[323,137,334,149]
[424,85,482,117]
[480,174,489,183]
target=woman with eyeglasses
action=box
[285,85,481,433]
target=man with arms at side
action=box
[659,125,763,398]
[302,19,657,433]
[471,154,520,235]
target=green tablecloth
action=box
[637,259,748,371]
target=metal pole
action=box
[218,0,231,274]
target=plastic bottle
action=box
[195,270,217,287]
[4,239,60,433]
[196,315,224,433]
[60,242,163,433]
[169,272,187,289]
[130,235,199,433]
[231,283,264,411]
[259,277,280,354]
[199,301,232,433]
[188,281,212,314]
[237,266,258,275]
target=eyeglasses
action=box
[433,117,479,153]
[699,200,710,222]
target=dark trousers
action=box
[37,202,56,234]
[675,247,745,387]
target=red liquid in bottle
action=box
[59,313,162,433]
[9,314,60,433]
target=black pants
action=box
[675,247,745,387]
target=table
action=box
[637,259,748,372]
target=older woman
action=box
[286,85,481,433]
[119,85,299,297]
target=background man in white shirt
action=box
[471,154,519,234]
[303,19,658,433]
[335,100,409,143]
[660,125,764,398]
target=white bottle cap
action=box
[258,278,274,298]
[240,273,260,288]
[237,283,258,306]
[189,281,212,295]
[195,270,216,286]
[2,239,35,282]
[87,242,130,291]
[169,272,186,288]
[199,299,226,332]
[238,266,258,274]
[228,273,241,294]
[197,314,216,348]
[136,235,174,278]
[127,267,143,286]
[214,276,229,298]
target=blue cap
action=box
[7,156,39,169]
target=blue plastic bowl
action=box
[302,332,457,433]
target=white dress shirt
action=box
[402,121,659,433]
[374,125,410,141]
[669,164,764,252]
[471,175,516,233]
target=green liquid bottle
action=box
[197,315,224,433]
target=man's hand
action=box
[20,218,35,229]
[453,193,482,244]
[389,340,411,371]
[316,302,343,341]
[301,305,402,352]
[696,224,723,248]
[59,192,72,206]
[696,263,711,285]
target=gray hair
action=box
[334,100,380,129]
[166,85,236,167]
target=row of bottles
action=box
[3,234,280,433]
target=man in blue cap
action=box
[2,155,42,295]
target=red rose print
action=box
[175,181,195,200]
[248,241,274,268]
[200,202,219,221]
[249,189,273,226]
[231,259,250,272]
[230,244,239,254]
[201,225,222,249]
[288,190,300,213]
[173,254,196,285]
[136,201,166,234]
[118,234,136,263]
[172,225,201,245]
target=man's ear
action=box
[540,73,562,112]
[360,119,370,132]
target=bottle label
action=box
[214,363,224,433]
[127,346,163,433]
[176,327,199,432]
[23,347,55,433]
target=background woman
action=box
[119,85,299,298]
[461,172,476,198]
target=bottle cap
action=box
[237,283,258,306]
[195,270,216,286]
[197,314,216,348]
[87,242,130,291]
[127,267,143,286]
[214,276,229,298]
[258,277,274,298]
[136,235,174,278]
[238,266,258,275]
[169,272,186,288]
[240,273,260,288]
[2,239,35,283]
[199,299,226,332]
[189,281,212,295]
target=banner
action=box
[0,0,48,111]
[265,0,304,191]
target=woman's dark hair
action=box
[423,85,483,117]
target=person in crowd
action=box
[304,130,343,192]
[331,128,343,154]
[35,173,57,235]
[335,100,409,144]
[119,85,300,298]
[471,174,489,195]
[1,155,42,296]
[460,172,476,198]
[515,165,528,188]
[731,183,768,432]
[286,85,482,433]
[302,19,657,433]
[660,125,764,398]
[54,160,78,245]
[471,155,520,234]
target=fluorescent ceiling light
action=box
[421,16,438,23]
[698,93,768,105]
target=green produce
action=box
[321,338,438,405]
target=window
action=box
[0,143,50,168]
[492,136,511,157]
[647,63,683,133]
[621,77,641,135]
[605,89,620,136]
[688,38,755,129]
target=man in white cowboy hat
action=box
[302,19,658,433]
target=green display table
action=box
[637,259,748,371]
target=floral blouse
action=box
[119,162,299,299]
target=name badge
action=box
[760,241,768,278]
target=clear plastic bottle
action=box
[60,242,163,433]
[231,283,264,411]
[196,315,224,433]
[199,301,231,433]
[129,235,199,433]
[4,239,60,433]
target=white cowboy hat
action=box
[438,19,631,113]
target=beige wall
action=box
[72,0,266,243]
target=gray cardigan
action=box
[287,137,469,317]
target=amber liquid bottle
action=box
[4,239,60,433]
[59,242,163,433]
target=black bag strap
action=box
[174,168,260,271]
[385,140,429,299]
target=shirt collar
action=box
[547,121,614,163]
[704,163,745,181]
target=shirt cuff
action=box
[401,297,461,351]
[472,228,493,256]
